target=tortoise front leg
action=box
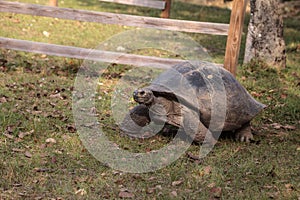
[235,122,253,142]
[193,121,218,144]
[182,107,217,144]
[120,104,150,135]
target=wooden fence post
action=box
[49,0,58,7]
[224,0,248,76]
[161,0,171,18]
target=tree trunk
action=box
[244,0,286,68]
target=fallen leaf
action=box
[186,152,202,164]
[282,125,296,130]
[66,124,76,133]
[203,166,212,175]
[146,178,158,186]
[24,151,32,158]
[172,180,183,186]
[280,93,287,99]
[251,91,262,97]
[46,138,56,144]
[12,148,25,152]
[3,132,14,139]
[12,183,22,187]
[207,182,216,188]
[170,190,177,197]
[49,93,63,99]
[269,123,296,131]
[285,183,294,191]
[75,188,87,196]
[34,168,51,172]
[116,46,126,51]
[51,156,57,163]
[270,123,282,129]
[210,187,222,198]
[6,126,14,133]
[0,96,7,103]
[155,185,162,190]
[146,188,155,194]
[18,130,34,139]
[42,31,50,37]
[118,191,134,198]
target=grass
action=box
[0,0,300,199]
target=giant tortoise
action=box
[121,61,266,143]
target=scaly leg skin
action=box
[182,107,217,144]
[193,122,217,145]
[235,122,253,143]
[120,104,150,135]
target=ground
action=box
[0,0,299,199]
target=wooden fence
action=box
[98,0,172,18]
[0,0,248,75]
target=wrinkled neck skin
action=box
[147,96,168,124]
[142,95,158,107]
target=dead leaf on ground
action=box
[270,123,282,130]
[34,168,51,172]
[75,188,87,196]
[118,191,134,198]
[6,125,15,133]
[285,184,294,192]
[280,93,287,99]
[18,130,34,139]
[207,182,216,188]
[0,96,7,103]
[210,187,222,198]
[269,123,297,130]
[3,132,14,139]
[172,180,183,186]
[49,93,63,99]
[282,125,296,130]
[12,148,25,152]
[148,176,156,181]
[170,190,178,197]
[146,188,155,194]
[24,151,32,158]
[251,91,262,97]
[186,152,203,164]
[203,166,212,175]
[155,185,162,190]
[66,124,76,133]
[46,138,56,144]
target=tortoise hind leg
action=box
[235,122,253,142]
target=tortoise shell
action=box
[142,61,266,131]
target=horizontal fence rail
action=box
[0,37,189,69]
[0,1,229,35]
[99,0,166,9]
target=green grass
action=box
[1,0,300,199]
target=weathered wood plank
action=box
[99,0,165,9]
[0,1,229,35]
[0,37,188,69]
[49,0,58,7]
[161,0,171,18]
[224,0,248,76]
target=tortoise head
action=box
[133,88,155,105]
